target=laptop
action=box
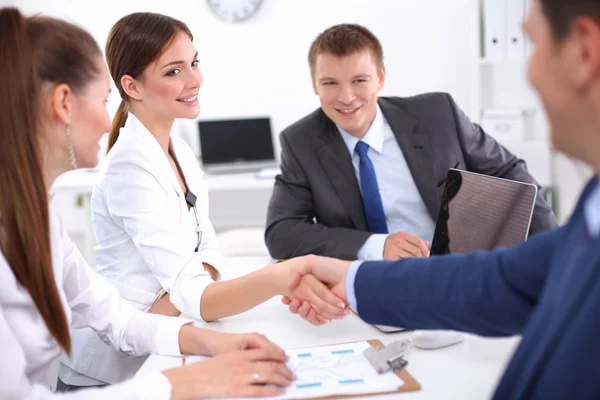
[373,168,538,333]
[198,117,277,174]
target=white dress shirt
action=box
[60,113,224,385]
[0,204,187,399]
[336,105,436,260]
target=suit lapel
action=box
[316,121,367,230]
[379,98,440,220]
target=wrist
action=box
[266,263,290,296]
[178,325,208,355]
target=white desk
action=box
[136,256,521,399]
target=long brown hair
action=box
[105,12,192,153]
[0,7,101,353]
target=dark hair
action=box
[540,0,600,39]
[308,23,384,77]
[105,12,192,153]
[0,7,102,354]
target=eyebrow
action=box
[161,51,199,69]
[318,74,370,83]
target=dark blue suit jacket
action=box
[355,178,600,399]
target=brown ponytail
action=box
[0,8,70,352]
[0,7,101,354]
[107,100,128,153]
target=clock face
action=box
[206,0,263,23]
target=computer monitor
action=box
[198,117,276,173]
[430,168,538,255]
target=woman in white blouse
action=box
[59,11,348,389]
[0,7,342,399]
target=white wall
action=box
[4,0,591,221]
[6,0,476,156]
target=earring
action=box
[65,124,77,170]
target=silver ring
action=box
[253,372,261,382]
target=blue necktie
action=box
[355,141,388,234]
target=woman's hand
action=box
[163,347,294,400]
[202,331,286,357]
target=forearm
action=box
[266,219,370,260]
[199,264,285,321]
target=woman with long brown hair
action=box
[59,11,349,389]
[0,7,329,399]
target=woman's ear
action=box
[121,74,143,101]
[49,83,73,125]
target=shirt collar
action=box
[584,177,600,237]
[337,104,385,155]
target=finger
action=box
[304,275,346,311]
[288,271,302,290]
[307,308,330,325]
[398,241,423,257]
[287,298,302,314]
[415,239,430,257]
[297,301,311,319]
[402,235,429,256]
[281,296,291,305]
[243,347,288,363]
[255,361,294,385]
[295,275,345,316]
[245,333,284,355]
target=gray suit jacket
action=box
[265,93,558,260]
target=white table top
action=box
[136,256,521,399]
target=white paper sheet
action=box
[185,341,404,399]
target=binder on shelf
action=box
[483,0,507,61]
[506,0,526,60]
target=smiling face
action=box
[133,32,203,121]
[312,50,385,138]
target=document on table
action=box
[187,341,404,399]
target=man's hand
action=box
[282,255,352,324]
[383,231,430,260]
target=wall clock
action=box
[206,0,263,23]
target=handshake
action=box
[277,231,430,325]
[278,255,355,326]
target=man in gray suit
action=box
[265,23,557,261]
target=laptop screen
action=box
[198,117,275,166]
[430,169,538,255]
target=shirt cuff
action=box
[136,372,172,400]
[153,317,194,356]
[170,254,216,321]
[356,234,387,260]
[345,261,363,311]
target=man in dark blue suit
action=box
[285,0,600,397]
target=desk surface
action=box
[136,256,520,399]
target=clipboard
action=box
[292,339,421,400]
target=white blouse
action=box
[60,113,224,385]
[0,204,186,399]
